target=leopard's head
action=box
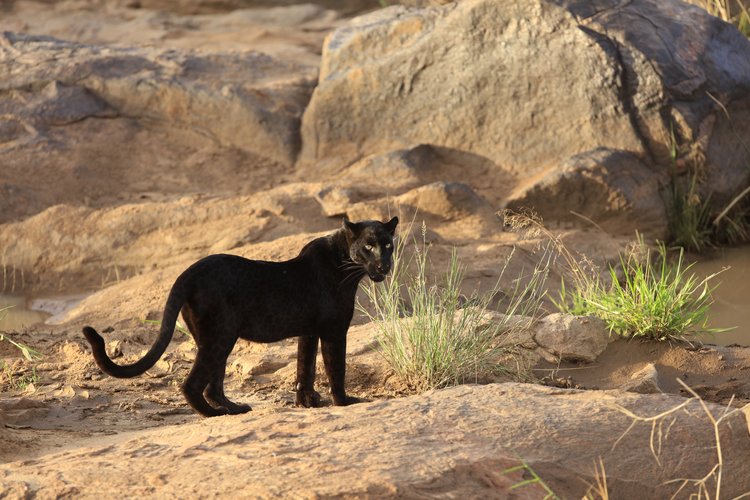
[343,216,399,282]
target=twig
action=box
[706,91,750,226]
[713,185,750,226]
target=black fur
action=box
[82,217,398,417]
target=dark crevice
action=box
[578,25,657,165]
[558,0,635,23]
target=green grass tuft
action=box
[667,171,714,252]
[1,361,39,391]
[557,242,724,341]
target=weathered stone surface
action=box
[533,313,611,363]
[339,148,429,193]
[506,148,669,238]
[571,0,750,205]
[313,144,513,207]
[1,2,343,68]
[316,186,360,216]
[3,383,749,498]
[623,362,663,394]
[301,0,643,173]
[300,0,750,227]
[0,32,316,167]
[344,180,500,234]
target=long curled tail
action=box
[82,282,187,378]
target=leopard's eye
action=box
[364,244,373,252]
[385,243,392,249]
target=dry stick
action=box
[706,91,750,226]
[731,0,750,25]
[713,184,750,226]
[569,210,606,233]
[587,457,609,500]
[612,377,748,500]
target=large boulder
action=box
[0,32,315,167]
[0,31,318,223]
[299,0,750,235]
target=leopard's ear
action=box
[343,217,362,237]
[384,216,399,235]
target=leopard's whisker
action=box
[341,269,366,286]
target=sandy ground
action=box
[1,0,750,497]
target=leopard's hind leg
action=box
[204,354,251,415]
[181,348,231,417]
[180,307,250,416]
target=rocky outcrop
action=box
[0,183,338,292]
[505,148,669,238]
[2,383,749,498]
[0,32,315,167]
[300,0,750,235]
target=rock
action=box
[623,363,663,394]
[533,313,610,363]
[3,383,749,498]
[0,32,316,167]
[316,186,360,217]
[300,0,750,226]
[572,0,750,204]
[506,148,669,238]
[345,181,499,231]
[0,27,320,224]
[322,144,509,206]
[300,0,644,170]
[339,148,429,193]
[397,181,492,221]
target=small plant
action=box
[359,223,549,392]
[557,242,723,341]
[0,306,43,361]
[503,456,609,499]
[142,318,192,340]
[665,125,715,252]
[1,361,39,391]
[504,211,723,342]
[503,460,560,500]
[1,306,43,392]
[668,170,714,252]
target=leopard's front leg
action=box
[321,335,361,406]
[295,335,321,407]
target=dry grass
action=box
[611,379,749,499]
[507,380,749,499]
[359,222,550,392]
[689,0,750,36]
